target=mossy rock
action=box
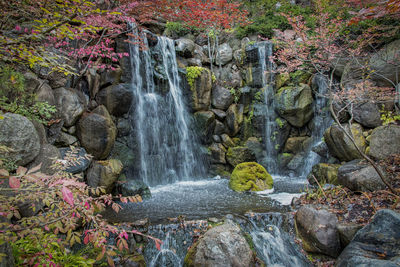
[229,162,273,192]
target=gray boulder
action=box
[324,123,366,162]
[59,147,91,174]
[307,163,340,186]
[353,102,382,128]
[188,68,212,111]
[0,113,40,165]
[114,180,151,200]
[226,146,256,167]
[28,144,61,175]
[96,83,133,117]
[336,209,400,267]
[225,104,244,136]
[209,143,227,164]
[76,105,117,159]
[194,111,216,144]
[295,205,341,257]
[275,84,313,128]
[184,220,254,267]
[337,160,386,191]
[86,159,123,193]
[211,85,234,110]
[215,43,233,66]
[175,38,195,58]
[368,124,400,160]
[53,88,85,127]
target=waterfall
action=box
[128,28,205,186]
[259,41,279,174]
[240,213,311,267]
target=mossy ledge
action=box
[229,162,273,192]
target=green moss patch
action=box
[229,162,273,192]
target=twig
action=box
[311,174,328,199]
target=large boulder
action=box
[353,102,382,128]
[187,67,212,111]
[336,209,400,267]
[211,85,234,110]
[337,160,386,191]
[0,113,40,165]
[275,84,313,128]
[368,125,400,160]
[59,147,91,174]
[283,136,310,154]
[76,105,117,159]
[229,162,273,192]
[324,123,366,162]
[114,180,151,200]
[24,72,55,106]
[95,83,133,116]
[175,38,196,58]
[369,39,400,87]
[215,43,233,66]
[184,220,254,267]
[295,205,341,257]
[226,146,256,167]
[87,159,123,193]
[225,104,244,136]
[209,143,227,164]
[307,163,340,186]
[28,144,61,175]
[53,88,85,127]
[194,111,216,144]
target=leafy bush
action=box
[0,66,56,124]
[165,21,192,36]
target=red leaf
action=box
[155,240,161,251]
[61,186,74,206]
[84,234,89,245]
[9,176,21,189]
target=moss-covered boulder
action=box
[186,66,212,111]
[275,72,290,89]
[226,146,255,167]
[229,162,273,192]
[307,163,340,186]
[86,159,123,193]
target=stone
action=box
[59,147,91,174]
[55,132,78,146]
[194,111,216,144]
[307,163,340,186]
[275,72,290,89]
[295,205,341,257]
[283,136,310,154]
[0,113,40,166]
[213,120,226,135]
[28,144,61,175]
[212,135,221,143]
[287,153,306,171]
[24,72,56,106]
[96,83,133,116]
[31,120,48,145]
[38,67,69,89]
[245,137,264,160]
[275,84,313,128]
[0,242,14,267]
[184,220,254,267]
[324,123,366,162]
[336,209,400,267]
[230,162,273,192]
[278,153,294,168]
[99,67,122,88]
[76,105,117,159]
[225,104,244,136]
[109,142,137,173]
[337,223,362,247]
[211,109,227,120]
[221,134,235,148]
[209,143,227,164]
[369,39,400,87]
[226,146,256,167]
[368,125,400,160]
[214,64,242,88]
[87,159,123,193]
[353,102,382,128]
[53,88,85,127]
[215,43,233,66]
[211,85,234,110]
[337,160,386,191]
[311,141,329,158]
[188,68,212,111]
[175,38,195,58]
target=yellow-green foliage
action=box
[186,66,205,90]
[229,162,273,192]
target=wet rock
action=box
[76,105,117,159]
[175,38,195,58]
[87,159,123,193]
[109,142,137,173]
[53,87,85,127]
[96,83,133,117]
[245,137,264,160]
[188,67,212,111]
[278,153,294,168]
[337,160,386,191]
[275,84,313,128]
[336,209,400,267]
[225,104,244,136]
[275,72,290,89]
[55,132,78,146]
[215,43,233,66]
[229,162,273,192]
[28,144,61,175]
[211,109,227,120]
[353,102,382,128]
[194,111,216,144]
[226,146,256,167]
[209,143,227,164]
[307,163,340,186]
[283,136,310,154]
[211,85,234,110]
[287,153,306,171]
[368,124,400,160]
[337,223,362,247]
[221,134,235,148]
[295,205,341,257]
[99,67,122,88]
[59,147,91,174]
[184,220,254,267]
[213,120,226,135]
[311,141,329,158]
[324,123,366,162]
[0,113,40,165]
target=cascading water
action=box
[128,28,205,186]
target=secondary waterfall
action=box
[128,29,205,186]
